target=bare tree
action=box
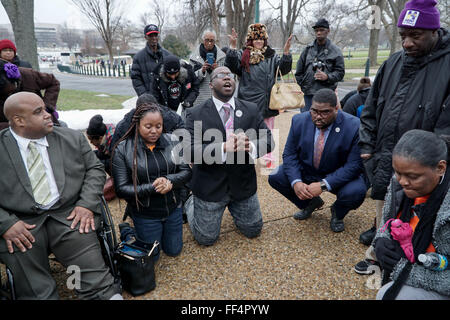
[224,0,256,48]
[1,0,39,69]
[59,22,82,52]
[268,0,311,46]
[141,0,170,33]
[381,0,407,55]
[69,0,127,63]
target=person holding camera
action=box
[295,18,345,112]
[189,30,227,107]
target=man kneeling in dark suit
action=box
[268,88,368,232]
[0,92,121,299]
[184,66,274,246]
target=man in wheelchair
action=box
[0,92,122,300]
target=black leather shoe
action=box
[330,205,345,232]
[359,226,376,246]
[293,197,324,220]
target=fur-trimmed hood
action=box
[158,62,189,84]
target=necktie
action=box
[222,103,234,138]
[27,142,52,206]
[313,129,326,169]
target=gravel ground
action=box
[48,109,380,300]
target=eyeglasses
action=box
[204,39,215,43]
[310,108,334,117]
[212,72,235,80]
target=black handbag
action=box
[115,239,159,296]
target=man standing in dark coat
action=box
[295,18,345,112]
[354,0,450,275]
[130,24,172,96]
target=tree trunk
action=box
[225,0,255,48]
[367,0,385,67]
[1,0,39,70]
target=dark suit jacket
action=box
[185,98,274,202]
[283,110,364,190]
[0,127,106,250]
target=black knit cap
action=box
[313,18,330,29]
[164,55,180,74]
[87,114,107,136]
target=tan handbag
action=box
[269,67,305,110]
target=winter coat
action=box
[359,28,450,200]
[130,44,172,96]
[152,62,200,111]
[112,133,192,219]
[189,45,226,107]
[225,46,292,119]
[373,176,450,297]
[343,87,371,117]
[109,105,185,153]
[295,39,345,96]
[0,67,60,128]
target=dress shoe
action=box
[293,197,324,220]
[330,205,345,232]
[359,226,376,246]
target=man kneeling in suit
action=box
[184,66,274,246]
[0,92,121,299]
[268,88,368,232]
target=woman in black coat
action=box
[111,103,191,261]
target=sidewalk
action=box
[52,110,380,300]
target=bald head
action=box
[4,92,53,139]
[210,67,236,102]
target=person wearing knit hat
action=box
[225,24,293,169]
[87,114,115,175]
[0,39,32,68]
[353,0,450,277]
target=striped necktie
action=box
[27,141,52,206]
[222,103,233,138]
[313,129,326,169]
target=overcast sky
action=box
[0,0,151,28]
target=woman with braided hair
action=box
[111,103,191,261]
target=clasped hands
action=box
[153,177,173,195]
[293,181,323,200]
[223,132,252,153]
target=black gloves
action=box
[374,237,407,273]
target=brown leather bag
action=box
[103,177,116,201]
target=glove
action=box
[374,237,406,273]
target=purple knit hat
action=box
[397,0,440,29]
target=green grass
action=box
[57,89,132,111]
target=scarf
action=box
[199,44,217,74]
[382,169,450,300]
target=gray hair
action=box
[202,30,217,41]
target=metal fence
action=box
[57,63,131,78]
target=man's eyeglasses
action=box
[310,108,333,117]
[212,72,235,80]
[204,39,215,43]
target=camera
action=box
[312,60,325,72]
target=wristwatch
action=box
[320,180,328,192]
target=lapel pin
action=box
[236,110,243,118]
[335,127,341,133]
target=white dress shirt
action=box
[10,128,60,209]
[211,96,258,162]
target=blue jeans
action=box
[132,207,183,261]
[185,193,263,246]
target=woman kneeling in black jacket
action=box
[111,103,191,260]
